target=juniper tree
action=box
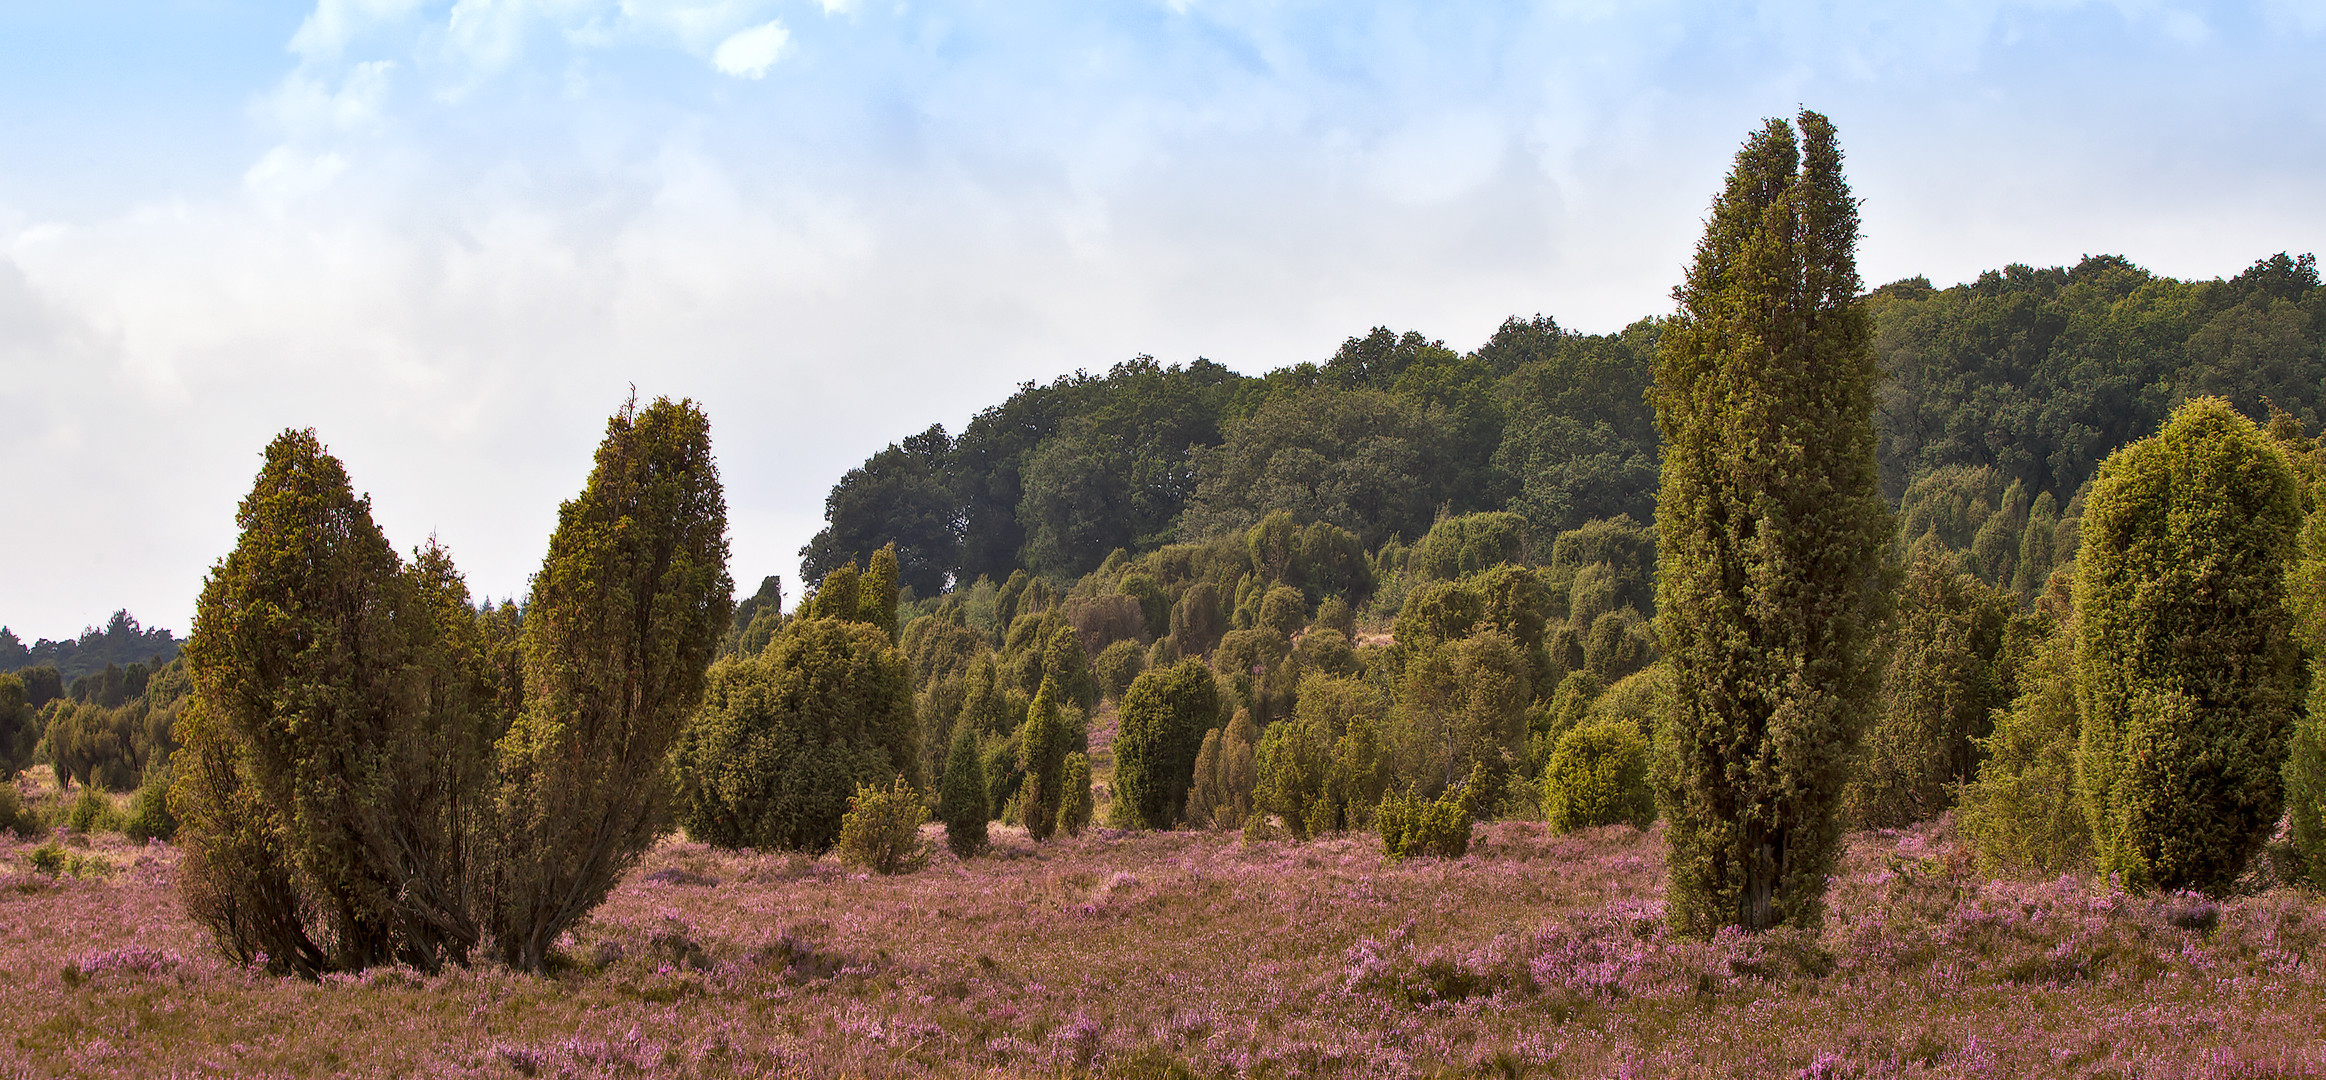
[2074,397,2302,893]
[494,396,732,972]
[1112,659,1221,828]
[1652,111,1893,933]
[1017,682,1068,841]
[940,723,990,857]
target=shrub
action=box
[1542,721,1653,832]
[1960,617,2090,875]
[0,782,35,840]
[1847,549,2015,829]
[1041,628,1097,714]
[123,772,177,843]
[1112,660,1222,829]
[939,725,988,858]
[1094,640,1146,703]
[1183,712,1257,831]
[67,786,121,834]
[671,616,918,854]
[1059,752,1094,837]
[28,840,66,876]
[1378,764,1483,859]
[1017,686,1068,841]
[1410,511,1531,581]
[2075,397,2302,892]
[1255,674,1388,839]
[835,778,929,875]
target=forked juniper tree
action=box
[1652,110,1894,934]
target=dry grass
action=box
[1,813,2323,1078]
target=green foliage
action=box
[1164,582,1227,661]
[858,544,902,641]
[724,575,784,658]
[1112,659,1222,829]
[1653,111,1893,934]
[1377,763,1484,859]
[1242,513,1373,604]
[28,840,65,876]
[1959,615,2090,875]
[805,563,862,622]
[493,396,732,972]
[1213,628,1293,724]
[2286,671,2326,889]
[1183,387,1475,551]
[799,425,958,599]
[1017,685,1068,841]
[0,610,180,687]
[124,768,177,842]
[1256,586,1307,639]
[1094,640,1146,703]
[1873,252,2326,504]
[1120,573,1171,639]
[1255,673,1390,839]
[1059,751,1094,837]
[67,786,121,833]
[2074,397,2303,893]
[0,782,33,840]
[177,429,507,976]
[1394,630,1530,807]
[939,723,989,857]
[0,673,36,778]
[672,616,917,854]
[1183,711,1257,831]
[835,777,930,875]
[1410,512,1531,581]
[1848,549,2016,828]
[1489,316,1661,539]
[982,729,1023,824]
[1040,627,1096,714]
[1543,720,1654,832]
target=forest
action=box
[4,111,2326,1076]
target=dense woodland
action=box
[8,111,2326,979]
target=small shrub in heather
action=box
[27,839,66,875]
[1541,720,1653,832]
[66,786,121,834]
[0,781,33,839]
[835,777,930,875]
[1379,764,1483,858]
[122,770,176,842]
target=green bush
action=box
[123,770,178,843]
[1541,720,1653,832]
[0,783,34,840]
[1113,660,1222,829]
[1378,765,1482,859]
[1059,752,1094,837]
[66,786,122,834]
[1094,640,1147,703]
[939,726,989,858]
[671,616,919,854]
[28,840,66,876]
[835,777,930,875]
[1959,617,2090,875]
[2074,397,2303,892]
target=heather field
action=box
[0,811,2322,1080]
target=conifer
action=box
[1652,111,1893,933]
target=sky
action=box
[1,0,2322,643]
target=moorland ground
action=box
[1,775,2323,1079]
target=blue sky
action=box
[2,0,2321,640]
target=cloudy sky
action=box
[1,0,2321,641]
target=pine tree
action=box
[493,396,731,971]
[1652,111,1893,933]
[940,722,989,857]
[2074,397,2302,892]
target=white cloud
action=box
[712,20,789,78]
[290,0,430,59]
